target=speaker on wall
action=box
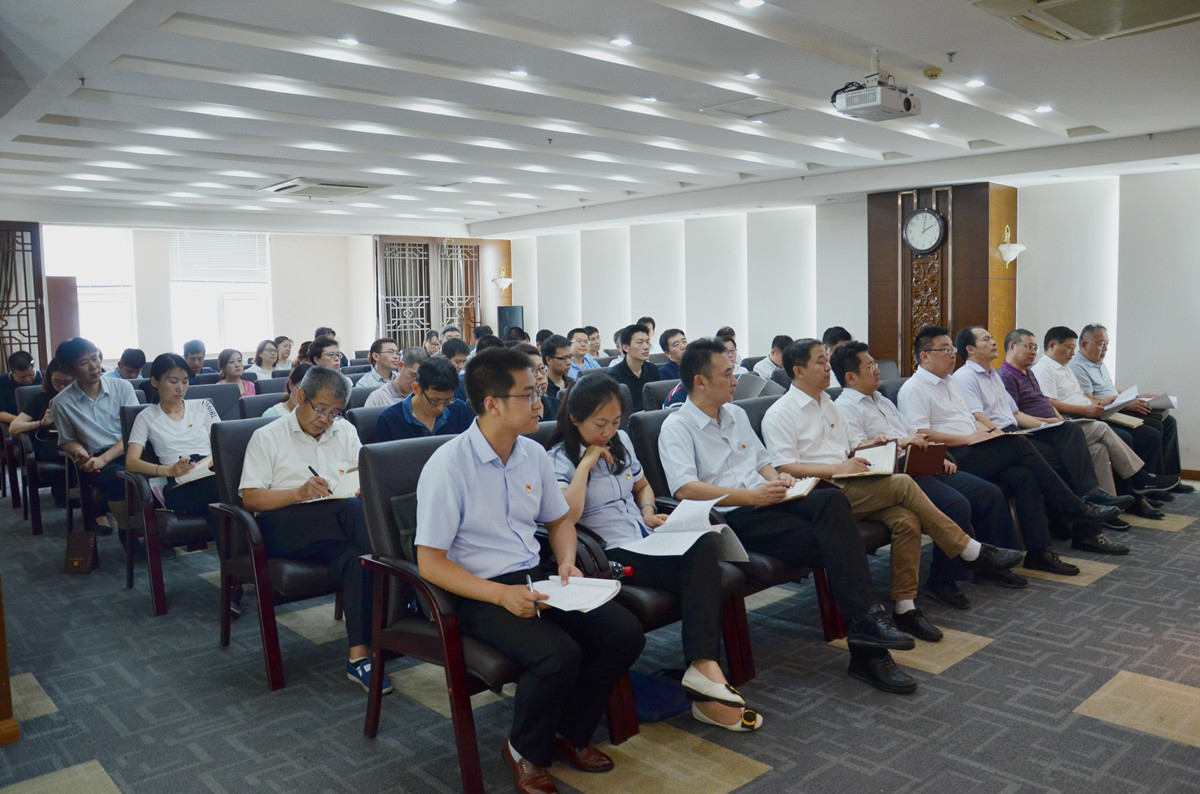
[497,305,524,339]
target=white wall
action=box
[269,235,356,350]
[130,231,171,353]
[1115,170,1200,469]
[684,215,748,346]
[746,208,815,356]
[344,236,376,350]
[629,222,686,344]
[510,237,538,333]
[535,233,582,336]
[579,227,631,343]
[815,201,868,343]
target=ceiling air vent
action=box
[972,0,1200,44]
[257,177,383,198]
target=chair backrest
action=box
[184,383,241,420]
[625,408,677,499]
[256,376,288,394]
[354,350,370,359]
[140,362,154,378]
[735,394,783,441]
[341,365,371,375]
[615,383,633,427]
[346,372,367,385]
[272,369,292,378]
[647,352,668,366]
[119,403,157,463]
[770,368,790,389]
[733,373,777,400]
[359,436,457,562]
[241,371,258,383]
[825,385,843,401]
[346,405,388,445]
[642,379,680,412]
[740,355,765,371]
[14,385,42,415]
[525,419,557,449]
[603,348,620,356]
[876,359,900,381]
[210,417,276,506]
[349,358,371,367]
[239,393,284,419]
[595,356,614,368]
[348,386,377,410]
[193,373,221,385]
[204,357,218,370]
[878,377,909,406]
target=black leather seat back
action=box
[770,368,791,389]
[210,417,276,507]
[735,395,783,440]
[185,383,241,420]
[359,436,455,563]
[348,386,377,410]
[878,377,909,406]
[643,379,680,412]
[525,420,557,449]
[257,376,288,393]
[877,359,901,381]
[240,393,284,419]
[626,409,676,500]
[119,404,154,460]
[14,385,42,415]
[346,405,388,445]
[740,355,765,371]
[825,386,843,401]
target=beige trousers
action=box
[839,474,970,602]
[1076,418,1143,486]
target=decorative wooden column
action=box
[0,572,19,745]
[867,182,1017,374]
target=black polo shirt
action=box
[607,359,660,413]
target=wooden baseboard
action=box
[0,717,20,745]
[1182,469,1200,481]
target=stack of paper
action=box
[531,577,621,612]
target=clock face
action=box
[903,208,945,254]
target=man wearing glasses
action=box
[897,327,1123,574]
[415,348,644,793]
[358,338,401,388]
[540,334,575,405]
[240,366,388,695]
[374,357,472,442]
[566,327,601,380]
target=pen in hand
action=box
[308,465,321,479]
[526,574,541,619]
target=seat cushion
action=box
[738,552,809,590]
[618,561,746,632]
[266,558,340,599]
[857,519,891,553]
[154,511,212,544]
[382,616,521,691]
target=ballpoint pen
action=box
[526,574,541,618]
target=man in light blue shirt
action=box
[103,348,145,380]
[566,327,601,380]
[415,347,643,791]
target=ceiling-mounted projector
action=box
[831,47,921,121]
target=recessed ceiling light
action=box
[1035,105,1053,113]
[394,213,421,219]
[744,71,761,80]
[69,174,117,181]
[414,154,456,163]
[51,185,93,192]
[965,79,985,88]
[430,207,457,213]
[426,185,457,192]
[147,128,210,139]
[143,201,175,207]
[264,197,297,204]
[467,200,494,206]
[519,165,550,173]
[366,167,410,176]
[351,203,383,209]
[509,193,537,199]
[297,142,343,151]
[189,182,230,189]
[834,137,846,142]
[737,0,765,7]
[928,122,940,128]
[338,36,360,45]
[117,146,173,156]
[510,68,528,77]
[237,205,268,211]
[432,0,456,4]
[752,119,764,124]
[218,170,268,178]
[610,36,632,47]
[168,192,202,198]
[644,96,657,102]
[471,176,502,184]
[89,161,140,169]
[385,194,417,201]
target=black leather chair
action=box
[240,372,257,383]
[734,373,784,400]
[357,437,638,794]
[194,373,221,385]
[3,424,20,509]
[643,379,680,412]
[204,357,219,370]
[341,365,371,375]
[256,376,288,394]
[14,385,63,535]
[185,383,241,420]
[524,420,557,448]
[239,393,284,419]
[877,359,901,381]
[210,418,342,690]
[740,355,765,372]
[354,350,370,359]
[348,386,376,410]
[878,377,908,406]
[349,358,371,367]
[825,386,843,401]
[603,348,620,357]
[346,372,367,385]
[595,356,614,368]
[271,369,292,378]
[117,404,214,616]
[647,352,668,366]
[346,405,388,445]
[770,368,791,389]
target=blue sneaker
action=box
[347,658,393,695]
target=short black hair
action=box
[308,335,339,363]
[830,341,869,387]
[1044,326,1077,349]
[441,338,470,359]
[1080,323,1108,342]
[415,356,461,393]
[659,328,685,351]
[1004,328,1034,352]
[821,326,852,348]
[474,334,504,353]
[680,338,727,394]
[6,351,33,372]
[914,326,950,359]
[473,325,493,340]
[118,348,146,369]
[583,325,598,336]
[954,326,986,361]
[636,316,655,329]
[619,323,650,348]
[314,326,336,339]
[368,338,397,361]
[567,327,588,341]
[535,328,553,345]
[425,330,440,343]
[781,339,822,380]
[182,339,206,356]
[503,325,528,342]
[55,337,100,368]
[715,326,736,340]
[464,347,535,415]
[540,334,570,362]
[771,334,794,353]
[441,325,461,338]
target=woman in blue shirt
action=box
[548,376,762,732]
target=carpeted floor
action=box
[4,483,1200,793]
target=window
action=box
[42,226,138,358]
[168,232,273,352]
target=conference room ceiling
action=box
[1,0,1198,235]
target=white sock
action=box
[349,656,368,667]
[895,599,916,614]
[960,539,983,561]
[508,740,525,763]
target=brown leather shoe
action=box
[554,736,615,773]
[503,741,557,794]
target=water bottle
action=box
[609,561,633,580]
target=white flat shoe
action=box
[681,663,745,707]
[690,703,762,732]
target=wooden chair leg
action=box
[219,576,233,647]
[145,515,169,617]
[249,548,285,690]
[813,569,847,641]
[334,591,344,622]
[363,572,388,739]
[6,442,21,510]
[25,464,42,536]
[604,673,639,745]
[721,595,755,686]
[443,654,486,794]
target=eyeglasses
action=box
[857,363,880,373]
[531,365,548,375]
[309,405,342,421]
[546,355,571,362]
[499,391,540,405]
[380,349,399,356]
[423,392,456,409]
[1019,342,1038,352]
[928,347,956,355]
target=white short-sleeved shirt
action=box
[238,408,362,498]
[835,388,916,448]
[1032,356,1091,406]
[659,398,770,512]
[549,430,646,549]
[952,360,1019,428]
[415,421,569,580]
[752,357,781,380]
[897,365,977,436]
[762,385,852,467]
[50,377,140,452]
[128,400,220,464]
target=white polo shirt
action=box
[1033,356,1092,406]
[239,408,361,498]
[836,388,916,448]
[897,365,977,436]
[762,385,852,467]
[658,398,770,511]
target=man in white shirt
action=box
[832,341,1027,606]
[752,335,792,380]
[897,327,1125,571]
[357,338,399,389]
[659,338,919,694]
[763,339,1022,641]
[239,366,388,695]
[364,348,426,409]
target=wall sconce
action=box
[997,224,1026,268]
[492,264,513,291]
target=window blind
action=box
[168,232,268,284]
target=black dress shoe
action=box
[1072,533,1130,555]
[1071,501,1120,521]
[1082,488,1135,509]
[1023,549,1080,575]
[1172,482,1195,494]
[961,543,1023,573]
[973,570,1029,589]
[1152,493,1172,504]
[845,604,915,652]
[847,650,917,694]
[1131,473,1180,497]
[1127,499,1165,520]
[1102,516,1131,531]
[893,608,943,642]
[924,578,970,609]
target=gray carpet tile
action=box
[3,485,1200,792]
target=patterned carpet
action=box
[4,483,1200,793]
